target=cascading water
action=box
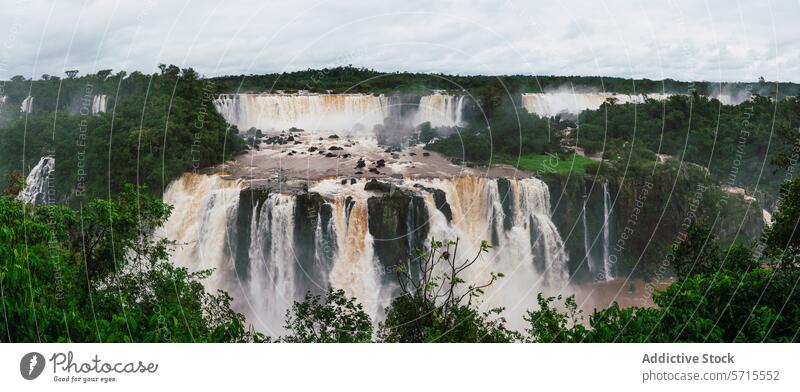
[18,156,55,205]
[414,94,466,127]
[328,199,386,319]
[602,181,612,280]
[20,96,34,113]
[91,95,108,114]
[582,195,595,273]
[160,173,244,292]
[404,177,569,321]
[762,209,772,227]
[213,93,391,134]
[161,173,572,334]
[248,194,297,333]
[520,92,669,117]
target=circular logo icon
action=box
[20,352,45,380]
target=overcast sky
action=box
[1,0,798,82]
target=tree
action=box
[377,238,516,342]
[670,222,721,279]
[281,289,372,343]
[524,294,586,342]
[0,188,263,342]
[96,69,113,80]
[764,179,800,255]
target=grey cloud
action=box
[0,0,797,82]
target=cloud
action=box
[0,0,797,82]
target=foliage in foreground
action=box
[281,288,372,343]
[0,187,263,342]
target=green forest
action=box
[0,66,245,201]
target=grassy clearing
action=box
[492,153,596,175]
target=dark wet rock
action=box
[293,192,332,296]
[325,152,336,158]
[409,152,417,156]
[344,196,356,220]
[341,153,351,159]
[367,190,429,278]
[375,159,386,168]
[286,135,295,142]
[328,134,339,139]
[368,168,381,174]
[364,179,394,192]
[308,146,318,152]
[356,158,366,168]
[350,178,357,185]
[423,152,430,157]
[329,146,342,151]
[341,179,348,185]
[496,178,515,231]
[412,184,453,222]
[264,135,286,144]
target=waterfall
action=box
[762,209,772,228]
[91,95,108,114]
[159,173,244,308]
[18,156,55,205]
[416,177,569,312]
[161,173,572,333]
[329,199,386,320]
[247,194,297,333]
[414,94,466,127]
[20,96,33,113]
[602,181,612,280]
[213,93,391,135]
[582,196,595,273]
[520,92,669,117]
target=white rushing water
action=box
[18,156,55,205]
[582,194,595,273]
[602,181,612,280]
[213,93,468,136]
[413,94,466,127]
[91,95,108,114]
[213,93,391,135]
[520,92,670,117]
[20,96,34,113]
[160,172,571,334]
[160,173,244,292]
[248,194,298,333]
[762,209,772,228]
